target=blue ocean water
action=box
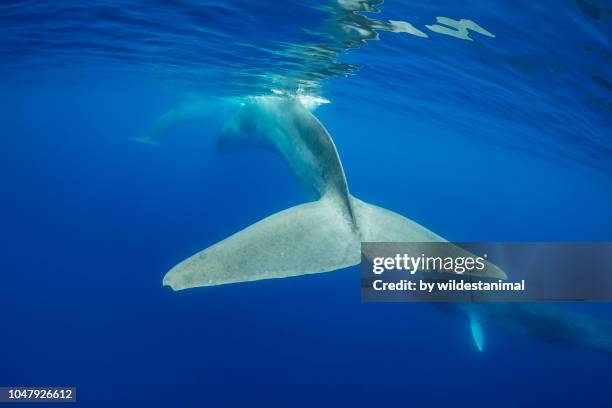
[1,0,611,406]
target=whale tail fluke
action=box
[163,95,505,290]
[352,197,507,279]
[163,195,506,291]
[163,197,360,290]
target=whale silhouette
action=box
[447,302,612,355]
[162,96,506,290]
[130,99,216,146]
[147,95,612,355]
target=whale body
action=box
[131,99,232,146]
[162,97,506,290]
[447,302,612,355]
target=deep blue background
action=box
[1,0,611,406]
[1,71,611,407]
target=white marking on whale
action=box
[162,96,506,290]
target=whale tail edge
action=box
[163,195,506,291]
[163,197,359,290]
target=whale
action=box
[130,99,224,146]
[445,302,612,355]
[156,95,612,356]
[162,96,506,290]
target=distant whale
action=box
[162,96,506,290]
[447,302,612,355]
[130,99,214,146]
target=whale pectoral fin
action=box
[163,198,360,290]
[470,314,485,352]
[351,196,507,279]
